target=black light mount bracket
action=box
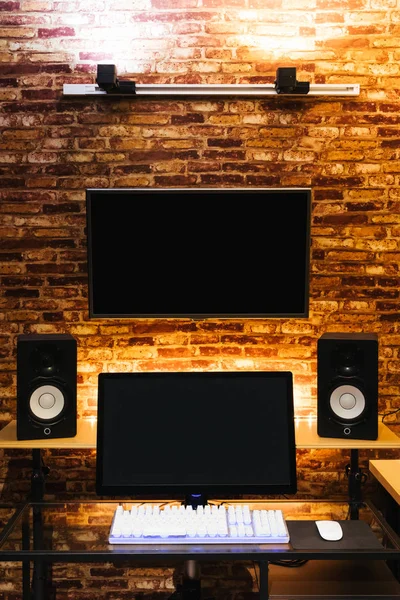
[96,64,136,94]
[274,67,310,95]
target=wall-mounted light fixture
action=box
[274,67,309,94]
[63,64,360,97]
[95,64,136,94]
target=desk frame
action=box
[0,420,399,600]
[369,460,400,581]
[0,419,396,514]
[27,450,372,519]
[0,499,399,600]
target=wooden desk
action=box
[2,422,397,600]
[295,420,400,449]
[0,418,399,449]
[0,420,96,501]
[0,420,398,513]
[369,460,400,505]
[0,419,97,449]
[2,499,400,600]
[297,421,400,519]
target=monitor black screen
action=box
[86,187,311,319]
[96,371,297,499]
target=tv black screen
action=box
[86,187,311,319]
[96,371,297,499]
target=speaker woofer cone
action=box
[29,383,66,422]
[329,384,366,421]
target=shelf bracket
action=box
[346,449,367,520]
[31,449,49,503]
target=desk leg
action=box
[30,450,50,600]
[258,561,269,600]
[387,499,400,582]
[31,505,48,600]
[376,487,400,582]
[31,449,48,502]
[346,449,366,520]
[22,515,30,600]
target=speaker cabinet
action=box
[17,333,77,440]
[317,332,378,440]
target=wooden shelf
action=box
[0,419,398,450]
[295,419,400,449]
[0,420,96,449]
[369,459,400,505]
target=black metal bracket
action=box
[30,449,51,600]
[96,64,136,94]
[346,449,367,519]
[259,561,270,600]
[274,67,310,94]
[167,560,215,600]
[31,450,49,503]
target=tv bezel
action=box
[95,370,298,499]
[86,187,312,320]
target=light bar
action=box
[63,82,360,97]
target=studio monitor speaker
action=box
[317,332,378,440]
[17,333,77,440]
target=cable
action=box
[379,407,400,423]
[269,559,308,567]
[251,558,308,597]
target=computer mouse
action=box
[315,520,343,541]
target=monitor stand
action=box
[169,560,215,600]
[168,494,214,600]
[168,560,201,600]
[185,493,207,508]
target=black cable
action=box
[379,407,400,423]
[269,559,308,567]
[252,557,308,596]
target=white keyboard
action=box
[108,504,290,545]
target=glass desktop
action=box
[1,499,399,559]
[0,499,399,600]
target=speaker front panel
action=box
[317,333,378,440]
[17,334,77,440]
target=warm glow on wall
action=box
[88,23,165,70]
[89,28,135,65]
[254,35,315,53]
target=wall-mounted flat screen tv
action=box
[86,187,311,319]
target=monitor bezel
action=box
[95,371,297,499]
[86,187,312,320]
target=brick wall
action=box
[1,1,400,597]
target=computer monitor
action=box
[96,371,297,503]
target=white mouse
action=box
[315,520,343,541]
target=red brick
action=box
[0,1,20,8]
[38,26,75,37]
